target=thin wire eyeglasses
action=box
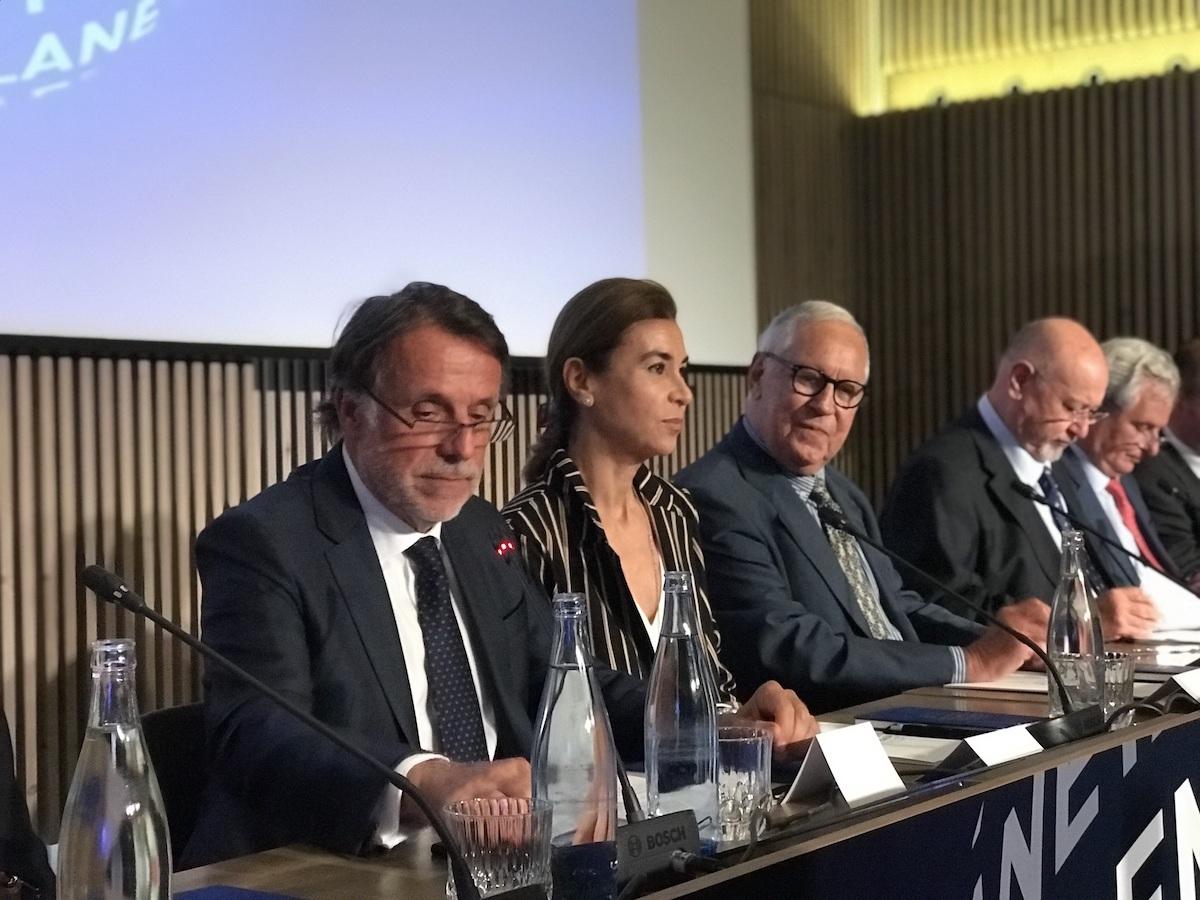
[362,387,515,445]
[760,352,867,409]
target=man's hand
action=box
[1098,586,1159,640]
[964,598,1048,682]
[734,680,819,760]
[401,757,531,823]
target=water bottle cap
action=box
[551,593,585,616]
[90,638,137,673]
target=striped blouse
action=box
[501,449,737,702]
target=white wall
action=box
[639,0,758,366]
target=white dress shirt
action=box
[977,395,1064,546]
[1165,428,1200,480]
[1075,453,1200,629]
[343,447,498,845]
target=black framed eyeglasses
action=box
[362,387,515,445]
[760,352,867,409]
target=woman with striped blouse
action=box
[502,278,816,748]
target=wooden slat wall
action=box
[881,0,1200,75]
[0,343,744,837]
[853,70,1200,506]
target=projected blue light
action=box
[0,1,644,356]
[0,0,161,107]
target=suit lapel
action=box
[1055,454,1137,585]
[442,513,528,755]
[964,409,1061,586]
[1125,475,1181,579]
[726,424,874,636]
[312,448,421,747]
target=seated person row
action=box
[503,278,813,746]
[672,301,1049,714]
[882,318,1159,638]
[1134,338,1200,590]
[185,283,811,866]
[1056,337,1197,625]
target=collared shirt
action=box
[742,420,967,682]
[343,446,498,844]
[503,449,737,703]
[977,395,1064,546]
[1165,428,1200,480]
[1075,451,1200,627]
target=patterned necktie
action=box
[1105,478,1164,571]
[1037,468,1072,531]
[808,477,894,640]
[404,536,488,762]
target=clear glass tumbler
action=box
[444,797,553,899]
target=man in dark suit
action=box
[1056,337,1199,627]
[185,283,809,866]
[676,302,1048,713]
[1,707,54,898]
[882,319,1158,639]
[1135,338,1200,588]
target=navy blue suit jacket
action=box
[675,421,983,714]
[183,446,645,867]
[1054,447,1181,586]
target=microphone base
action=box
[1027,704,1106,747]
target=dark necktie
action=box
[808,477,894,640]
[1105,478,1164,571]
[404,536,488,762]
[1037,468,1072,531]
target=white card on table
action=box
[784,721,906,807]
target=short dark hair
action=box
[315,282,509,436]
[524,277,676,481]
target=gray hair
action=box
[757,301,870,377]
[1102,336,1180,410]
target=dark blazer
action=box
[0,708,54,896]
[183,446,644,867]
[882,406,1064,618]
[1054,447,1180,586]
[1134,441,1200,583]
[674,421,983,714]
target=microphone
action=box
[1012,481,1198,598]
[80,566,494,900]
[812,505,1095,734]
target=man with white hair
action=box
[1134,338,1200,589]
[1054,337,1198,625]
[883,318,1159,640]
[675,302,1049,713]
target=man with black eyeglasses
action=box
[676,302,1048,713]
[882,318,1159,640]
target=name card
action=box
[785,721,905,807]
[963,723,1042,766]
[1147,667,1200,704]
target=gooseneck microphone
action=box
[80,565,490,900]
[1012,481,1199,598]
[812,505,1079,715]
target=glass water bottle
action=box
[58,639,171,899]
[531,594,618,900]
[644,571,719,852]
[1047,530,1105,716]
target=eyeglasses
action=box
[760,352,867,409]
[363,387,515,445]
[1027,368,1108,425]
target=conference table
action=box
[173,656,1200,898]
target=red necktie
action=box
[1105,478,1164,571]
